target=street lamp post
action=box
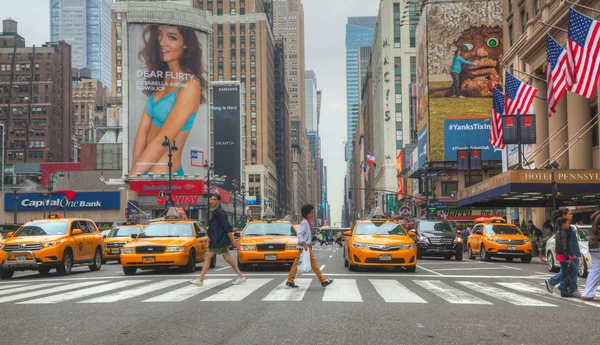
[375,191,379,207]
[12,189,19,224]
[204,160,214,224]
[41,193,48,218]
[240,183,246,223]
[162,136,179,208]
[232,179,238,226]
[62,195,68,218]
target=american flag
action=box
[546,34,571,117]
[504,71,537,115]
[490,88,506,149]
[364,164,370,181]
[567,8,600,100]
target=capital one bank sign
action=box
[4,191,121,211]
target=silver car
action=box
[544,225,591,278]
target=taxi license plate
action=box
[508,246,516,251]
[265,254,277,261]
[111,249,121,254]
[380,254,392,261]
[16,256,26,262]
[142,256,155,264]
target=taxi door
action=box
[70,220,91,260]
[343,222,357,262]
[193,223,209,261]
[469,224,484,252]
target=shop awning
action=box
[458,170,600,208]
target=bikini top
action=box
[145,79,197,131]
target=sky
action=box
[3,0,380,226]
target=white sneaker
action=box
[232,277,247,285]
[188,278,203,287]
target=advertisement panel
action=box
[127,23,209,177]
[416,13,429,136]
[425,0,503,162]
[212,83,242,191]
[443,116,502,161]
[436,208,507,221]
[5,192,121,211]
[418,126,427,168]
[129,180,207,196]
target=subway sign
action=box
[4,191,121,211]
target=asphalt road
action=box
[1,245,598,345]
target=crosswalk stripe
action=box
[0,282,64,296]
[457,281,556,307]
[370,279,427,303]
[414,280,492,305]
[499,282,600,308]
[262,279,312,301]
[0,284,28,291]
[18,280,147,304]
[143,279,230,302]
[322,279,362,302]
[0,281,106,304]
[202,279,272,302]
[79,280,188,303]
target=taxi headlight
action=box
[399,244,414,250]
[286,244,297,250]
[240,245,256,251]
[486,237,499,243]
[42,241,61,248]
[352,242,368,249]
[166,246,185,252]
[523,240,531,244]
[121,247,135,254]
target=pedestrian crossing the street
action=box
[0,278,595,307]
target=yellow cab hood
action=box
[105,237,134,243]
[353,234,412,245]
[488,234,529,241]
[126,238,192,247]
[2,235,67,244]
[240,236,297,246]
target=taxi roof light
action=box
[370,207,386,221]
[46,214,61,219]
[164,207,180,220]
[282,215,293,223]
[263,207,276,222]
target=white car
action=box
[544,225,591,278]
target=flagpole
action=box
[504,67,548,83]
[561,0,600,14]
[539,21,568,33]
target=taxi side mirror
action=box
[7,232,13,238]
[72,229,83,235]
[344,231,352,236]
[131,234,138,239]
[102,234,107,239]
[408,230,417,237]
[475,230,482,235]
[196,232,206,238]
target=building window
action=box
[464,174,483,188]
[508,23,514,47]
[251,111,256,118]
[410,56,416,83]
[534,0,540,15]
[230,7,236,15]
[217,8,223,15]
[240,7,245,15]
[441,182,458,196]
[520,7,528,34]
[508,0,513,13]
[393,2,401,48]
[250,86,256,94]
[394,57,402,94]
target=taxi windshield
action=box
[485,225,522,235]
[138,223,193,238]
[419,221,454,233]
[15,221,70,236]
[109,226,141,237]
[354,222,407,235]
[243,223,297,237]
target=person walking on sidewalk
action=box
[546,208,572,293]
[189,194,246,287]
[581,210,600,301]
[553,217,581,298]
[286,204,333,288]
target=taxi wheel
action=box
[579,258,588,278]
[38,268,51,275]
[123,266,137,275]
[56,249,73,276]
[237,258,248,271]
[468,246,476,260]
[89,248,102,271]
[184,251,196,273]
[521,255,532,263]
[0,268,14,280]
[406,265,416,273]
[479,246,491,262]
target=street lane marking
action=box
[143,279,230,302]
[322,279,362,302]
[320,265,326,271]
[0,281,106,304]
[370,279,427,303]
[0,283,64,295]
[502,265,522,270]
[262,279,312,301]
[202,279,272,301]
[416,265,443,276]
[79,279,187,303]
[457,281,556,307]
[434,267,520,271]
[18,280,146,304]
[0,284,37,292]
[498,282,600,308]
[414,280,492,305]
[215,266,231,271]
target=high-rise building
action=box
[50,0,112,88]
[358,46,371,92]
[72,68,108,144]
[0,19,73,164]
[274,37,292,217]
[305,70,318,132]
[345,16,376,161]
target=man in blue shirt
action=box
[450,49,477,98]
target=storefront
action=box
[438,208,507,226]
[1,189,134,224]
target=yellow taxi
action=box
[0,214,104,279]
[102,223,144,264]
[120,208,214,275]
[343,208,417,272]
[237,208,298,270]
[467,217,533,263]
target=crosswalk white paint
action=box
[80,279,188,303]
[0,284,27,291]
[499,282,600,309]
[143,279,230,302]
[0,281,106,304]
[457,281,556,307]
[322,279,362,302]
[18,280,147,304]
[414,280,492,305]
[370,279,427,303]
[263,279,312,301]
[202,279,272,302]
[0,282,63,295]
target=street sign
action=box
[449,192,456,199]
[236,220,244,228]
[166,200,174,208]
[427,207,437,219]
[158,191,167,199]
[399,206,412,218]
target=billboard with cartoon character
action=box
[423,0,504,162]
